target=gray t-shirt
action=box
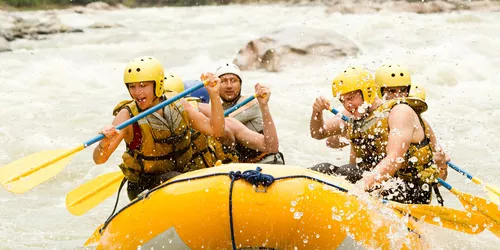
[224,96,263,133]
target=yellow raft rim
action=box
[85,163,429,250]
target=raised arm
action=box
[227,83,279,153]
[186,72,225,138]
[310,96,347,140]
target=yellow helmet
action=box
[332,66,377,104]
[408,83,428,113]
[375,64,411,90]
[123,56,165,97]
[409,83,426,101]
[164,72,184,93]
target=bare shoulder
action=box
[115,108,132,121]
[388,104,419,125]
[390,103,417,116]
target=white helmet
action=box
[215,63,242,82]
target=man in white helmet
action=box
[215,63,285,164]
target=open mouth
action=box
[136,97,147,104]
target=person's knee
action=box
[334,164,364,183]
[310,163,338,175]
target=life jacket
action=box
[112,92,213,183]
[187,97,240,164]
[224,96,270,163]
[348,98,439,187]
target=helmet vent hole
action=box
[391,73,396,77]
[136,68,141,72]
[128,69,131,73]
[400,73,404,76]
[141,59,144,61]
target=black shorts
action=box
[127,171,182,200]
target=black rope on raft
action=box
[227,167,276,249]
[100,177,127,234]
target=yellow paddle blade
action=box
[84,223,104,246]
[0,146,84,194]
[66,171,124,216]
[389,202,487,234]
[456,190,500,224]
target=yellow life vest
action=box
[187,97,240,164]
[112,92,212,183]
[348,98,439,184]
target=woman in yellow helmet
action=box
[92,56,225,200]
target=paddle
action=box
[66,171,124,216]
[387,201,487,234]
[330,107,349,122]
[224,94,257,117]
[446,162,499,204]
[66,94,260,215]
[0,81,208,194]
[438,178,500,237]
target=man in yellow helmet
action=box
[213,63,285,164]
[312,65,449,183]
[93,56,225,200]
[312,66,442,205]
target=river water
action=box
[0,4,499,249]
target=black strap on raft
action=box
[228,167,275,250]
[433,184,444,206]
[100,177,127,234]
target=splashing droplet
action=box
[294,211,303,220]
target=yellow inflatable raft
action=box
[85,164,428,249]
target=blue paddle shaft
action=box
[330,108,350,122]
[83,82,205,147]
[224,95,256,117]
[437,178,453,191]
[447,162,474,180]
